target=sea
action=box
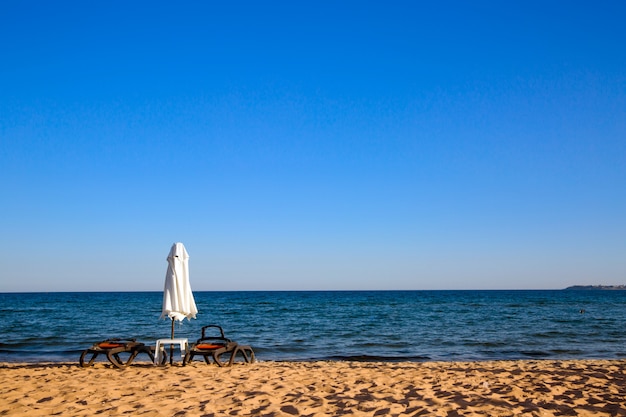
[1,290,625,363]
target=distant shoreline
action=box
[564,285,626,290]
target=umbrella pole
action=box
[170,318,174,365]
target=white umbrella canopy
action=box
[161,242,198,335]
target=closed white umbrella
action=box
[160,242,197,363]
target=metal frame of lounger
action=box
[79,338,165,369]
[183,324,255,367]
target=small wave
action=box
[549,349,584,355]
[323,354,430,362]
[520,350,550,357]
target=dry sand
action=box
[1,359,625,416]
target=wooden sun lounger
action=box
[79,339,164,369]
[183,325,255,367]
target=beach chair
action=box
[79,338,165,369]
[183,324,255,367]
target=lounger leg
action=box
[239,346,255,363]
[107,350,127,369]
[213,350,229,367]
[145,347,157,364]
[124,346,159,366]
[79,350,99,367]
[124,350,140,366]
[228,348,238,366]
[229,346,255,365]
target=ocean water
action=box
[0,290,625,363]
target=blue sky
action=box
[1,1,625,291]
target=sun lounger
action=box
[183,325,255,367]
[79,338,164,369]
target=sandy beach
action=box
[1,359,625,416]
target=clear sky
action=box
[1,1,625,292]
